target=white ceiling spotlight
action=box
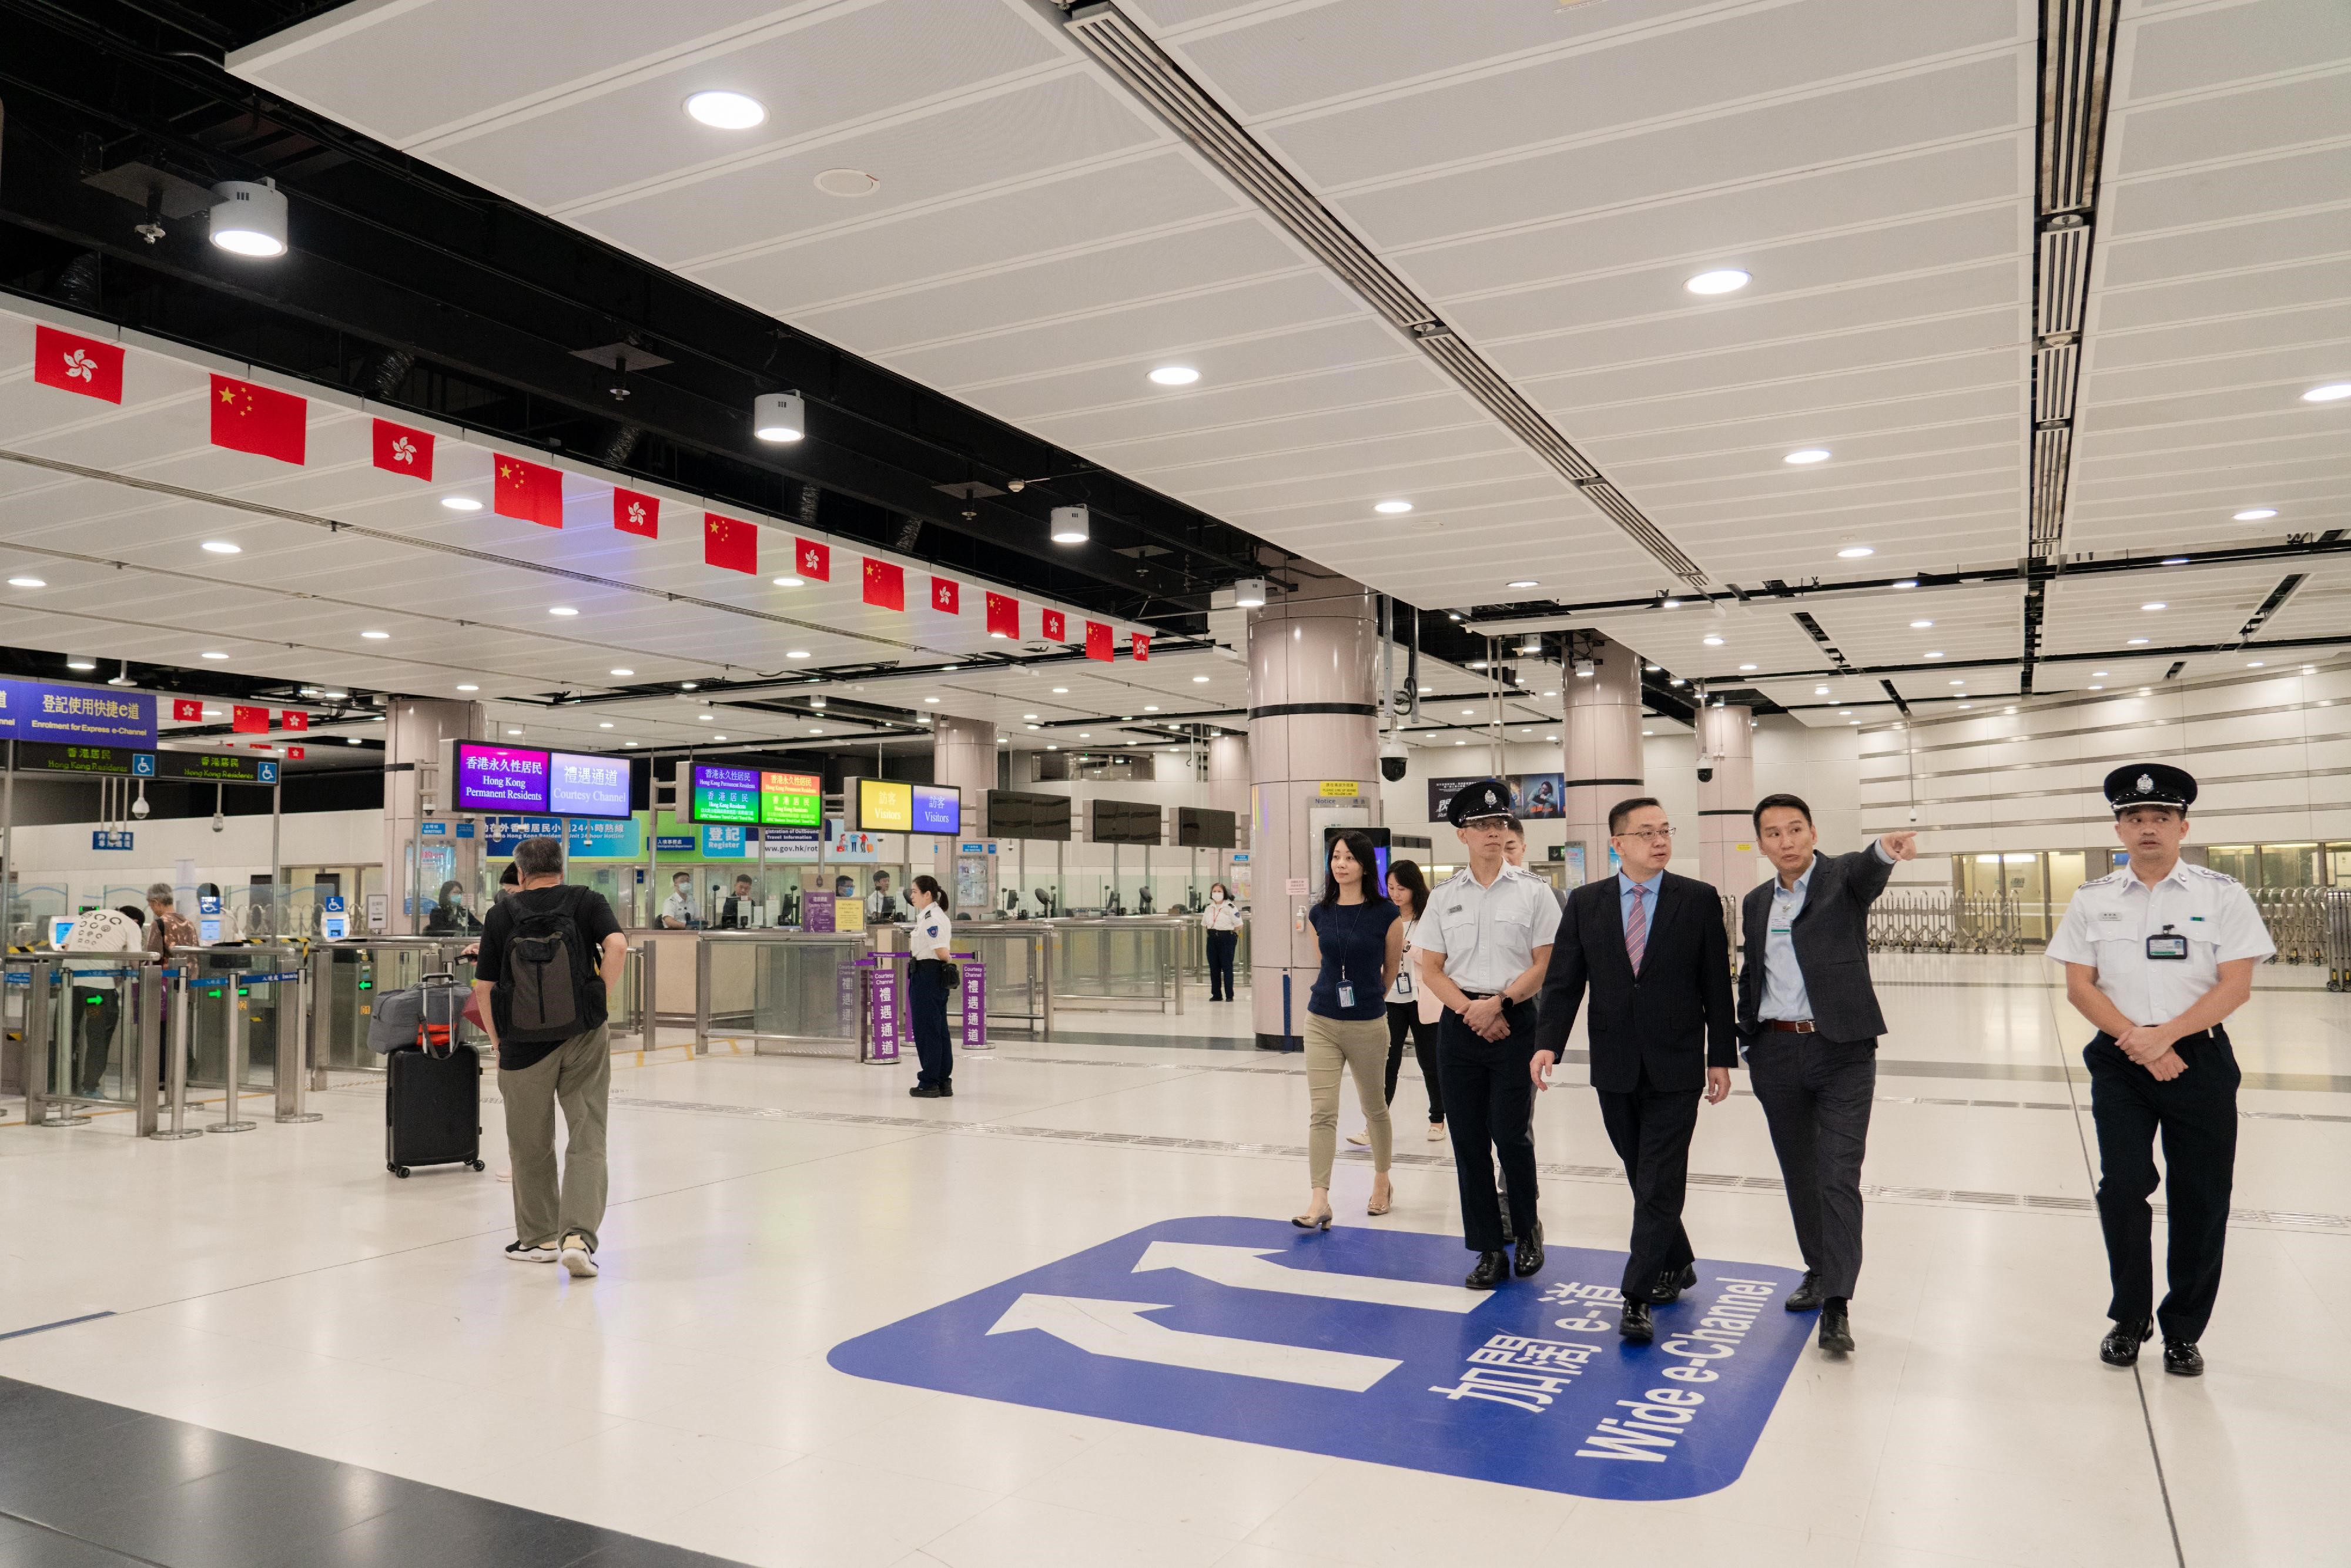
[609,668,634,677]
[1374,500,1413,515]
[1702,635,1724,646]
[440,496,483,511]
[7,575,45,589]
[1684,269,1750,296]
[199,651,229,661]
[1148,365,1200,386]
[1836,545,1874,559]
[548,606,578,618]
[2300,382,2351,403]
[2233,508,2278,521]
[2141,602,2166,612]
[753,391,805,443]
[207,180,287,258]
[786,649,810,659]
[201,541,242,555]
[1233,577,1267,608]
[360,629,390,640]
[1783,448,1831,465]
[685,90,766,129]
[1911,619,1934,629]
[1506,578,1538,589]
[1050,505,1090,545]
[772,575,805,588]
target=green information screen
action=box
[761,770,822,827]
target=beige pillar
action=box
[929,714,996,897]
[1694,703,1756,902]
[383,698,483,935]
[1559,635,1644,886]
[1247,577,1379,1050]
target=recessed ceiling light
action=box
[1739,663,1758,672]
[1783,448,1831,465]
[610,668,634,677]
[1144,705,1158,712]
[7,576,45,588]
[2092,670,2108,678]
[199,651,229,660]
[1460,707,1475,716]
[772,575,805,588]
[507,728,523,736]
[2161,557,2189,566]
[1950,680,1965,687]
[1642,728,1655,736]
[1022,713,1039,721]
[2127,637,2149,645]
[1148,366,1200,386]
[1910,619,1933,629]
[456,684,478,692]
[201,541,241,555]
[713,735,728,742]
[923,696,940,704]
[1848,719,1859,725]
[1670,677,1686,686]
[2088,685,2104,691]
[1702,635,1724,646]
[1454,740,1466,746]
[440,496,482,512]
[1959,703,1973,711]
[1836,545,1874,558]
[810,726,825,735]
[786,650,810,659]
[1838,709,1852,716]
[698,713,714,722]
[1079,732,1091,739]
[1506,578,1538,589]
[1892,579,1917,589]
[685,90,765,129]
[2234,508,2278,521]
[1685,268,1750,295]
[2248,661,2265,668]
[361,630,389,639]
[2301,382,2351,403]
[2141,602,2166,611]
[1814,685,1830,695]
[548,606,578,617]
[1374,500,1414,515]
[1053,686,1070,694]
[598,722,613,729]
[345,736,361,745]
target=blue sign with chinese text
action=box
[828,1218,1810,1500]
[92,830,133,851]
[0,679,156,747]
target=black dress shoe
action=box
[1619,1299,1654,1343]
[1465,1251,1511,1290]
[908,1084,942,1098]
[1498,1210,1515,1245]
[1817,1298,1855,1354]
[2099,1319,2152,1367]
[1513,1221,1545,1278]
[2162,1340,2204,1378]
[937,1083,953,1097]
[1653,1262,1697,1304]
[1785,1271,1825,1312]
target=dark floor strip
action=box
[0,1377,749,1568]
[0,1313,116,1343]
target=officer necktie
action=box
[1626,884,1648,975]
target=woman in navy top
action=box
[1295,830,1403,1228]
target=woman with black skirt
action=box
[906,875,955,1098]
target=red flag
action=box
[930,577,959,614]
[231,705,269,734]
[1085,621,1112,662]
[614,488,658,538]
[287,746,306,760]
[171,699,203,722]
[209,374,306,465]
[494,454,564,527]
[1041,608,1066,641]
[985,592,1019,639]
[794,538,830,581]
[1132,633,1150,662]
[862,557,904,611]
[370,418,434,481]
[281,711,310,732]
[704,513,758,574]
[34,326,123,403]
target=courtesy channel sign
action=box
[829,1217,1810,1499]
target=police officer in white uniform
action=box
[905,874,956,1099]
[2045,763,2272,1377]
[1415,779,1562,1288]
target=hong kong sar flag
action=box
[1040,608,1066,642]
[210,374,306,465]
[984,592,1019,639]
[614,488,658,538]
[1085,621,1113,662]
[929,577,959,614]
[793,538,830,581]
[1131,632,1150,662]
[371,418,434,481]
[862,557,904,611]
[33,326,123,403]
[704,513,758,574]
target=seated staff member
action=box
[1531,796,1735,1344]
[719,874,758,929]
[1416,779,1560,1289]
[658,871,699,929]
[1739,796,1915,1356]
[2047,765,2269,1378]
[905,875,957,1099]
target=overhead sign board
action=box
[547,751,631,819]
[14,742,147,776]
[689,763,761,826]
[159,751,273,783]
[761,770,823,827]
[450,741,629,817]
[852,778,960,836]
[0,679,156,748]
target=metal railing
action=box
[1867,886,2338,965]
[172,946,317,1132]
[957,923,1052,1037]
[694,930,869,1058]
[1040,916,1185,1014]
[6,954,166,1134]
[2250,888,2328,966]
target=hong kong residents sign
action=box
[829,1217,1812,1499]
[0,679,156,748]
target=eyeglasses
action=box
[1613,827,1676,844]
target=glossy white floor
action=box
[2,954,2346,1567]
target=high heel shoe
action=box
[1291,1207,1333,1230]
[1366,1181,1392,1217]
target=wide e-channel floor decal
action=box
[827,1216,1811,1499]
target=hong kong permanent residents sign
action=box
[828,1216,1810,1500]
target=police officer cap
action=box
[1447,778,1516,826]
[2103,762,2196,815]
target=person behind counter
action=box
[905,875,956,1099]
[424,879,481,935]
[720,873,758,929]
[869,869,899,922]
[659,871,701,929]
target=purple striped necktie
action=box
[1626,884,1649,974]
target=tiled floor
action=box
[1,954,2345,1565]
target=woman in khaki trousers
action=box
[1294,830,1404,1227]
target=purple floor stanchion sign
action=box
[863,960,900,1063]
[958,957,987,1053]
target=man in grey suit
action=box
[1739,793,1916,1355]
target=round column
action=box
[1694,703,1755,900]
[929,714,996,900]
[1247,576,1379,1051]
[1559,635,1643,886]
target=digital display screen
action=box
[987,790,1072,842]
[14,742,137,775]
[548,751,631,819]
[912,783,960,835]
[761,770,823,827]
[454,743,550,812]
[1090,799,1163,845]
[691,763,761,825]
[852,778,960,835]
[1176,806,1235,849]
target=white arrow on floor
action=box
[986,1294,1401,1391]
[1132,1241,1489,1314]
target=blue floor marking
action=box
[828,1217,1811,1500]
[0,1311,115,1342]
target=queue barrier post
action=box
[152,959,202,1140]
[207,957,257,1135]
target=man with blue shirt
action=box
[1739,794,1916,1356]
[1532,798,1736,1345]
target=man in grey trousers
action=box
[1738,794,1915,1355]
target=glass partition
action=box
[695,932,867,1056]
[8,882,69,947]
[2261,843,2320,888]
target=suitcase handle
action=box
[421,971,458,985]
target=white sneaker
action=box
[1427,1121,1446,1142]
[559,1234,599,1278]
[1345,1132,1369,1147]
[505,1241,557,1264]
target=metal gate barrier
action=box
[6,953,166,1134]
[170,945,317,1134]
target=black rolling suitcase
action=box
[384,974,485,1178]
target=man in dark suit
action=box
[1739,793,1916,1355]
[1531,797,1736,1345]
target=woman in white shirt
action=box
[1203,882,1241,1000]
[1375,860,1444,1141]
[906,875,956,1099]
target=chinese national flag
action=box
[862,557,904,611]
[985,592,1019,639]
[210,374,306,465]
[704,513,757,574]
[287,746,306,760]
[1040,608,1066,642]
[371,418,434,481]
[231,705,269,734]
[614,488,658,538]
[171,699,203,722]
[930,577,959,614]
[794,538,830,581]
[1132,633,1150,662]
[494,454,564,527]
[281,710,310,732]
[1085,621,1113,662]
[34,326,124,403]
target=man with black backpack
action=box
[471,836,627,1278]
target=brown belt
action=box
[1763,1020,1817,1034]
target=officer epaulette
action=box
[2182,864,2241,884]
[2079,870,2127,888]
